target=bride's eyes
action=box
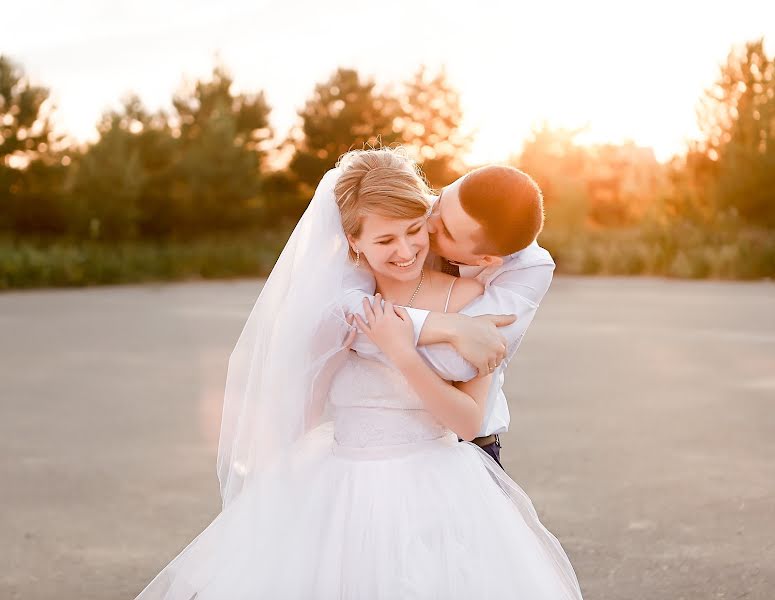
[376,227,423,245]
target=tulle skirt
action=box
[135,424,583,599]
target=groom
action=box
[345,165,555,469]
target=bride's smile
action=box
[391,254,416,268]
[347,212,430,284]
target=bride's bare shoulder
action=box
[445,276,484,313]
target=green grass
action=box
[0,231,291,289]
[1,225,773,290]
[541,226,775,280]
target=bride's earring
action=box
[354,249,360,268]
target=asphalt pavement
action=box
[1,276,773,599]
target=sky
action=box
[4,0,774,163]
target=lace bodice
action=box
[328,352,449,448]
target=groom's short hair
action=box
[459,166,545,256]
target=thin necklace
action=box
[406,268,425,308]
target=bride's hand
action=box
[353,293,416,363]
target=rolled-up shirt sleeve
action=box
[345,293,430,360]
[341,261,430,362]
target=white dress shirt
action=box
[341,240,555,437]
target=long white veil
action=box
[135,167,376,599]
[216,166,369,508]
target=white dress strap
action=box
[443,278,457,313]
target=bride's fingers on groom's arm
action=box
[487,314,518,326]
[372,293,383,318]
[362,297,376,325]
[386,301,407,323]
[353,313,370,333]
[342,315,356,348]
[495,341,506,364]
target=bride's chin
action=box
[377,262,421,280]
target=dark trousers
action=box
[459,436,504,471]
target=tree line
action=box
[0,60,468,241]
[514,38,773,278]
[0,38,773,284]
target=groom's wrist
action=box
[418,312,465,346]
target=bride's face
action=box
[349,213,429,281]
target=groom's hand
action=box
[451,314,517,377]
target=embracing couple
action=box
[135,148,584,599]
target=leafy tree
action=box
[0,55,67,235]
[71,65,274,240]
[516,124,590,231]
[396,67,470,187]
[171,64,272,234]
[68,95,157,239]
[0,55,56,167]
[516,125,664,229]
[289,68,401,192]
[173,63,272,160]
[697,38,775,226]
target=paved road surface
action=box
[1,277,773,599]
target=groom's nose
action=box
[426,215,438,234]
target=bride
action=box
[134,148,584,599]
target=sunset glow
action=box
[4,0,774,163]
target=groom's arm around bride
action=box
[344,165,554,384]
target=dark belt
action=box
[471,434,499,448]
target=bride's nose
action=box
[394,238,414,260]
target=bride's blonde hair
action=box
[335,147,432,260]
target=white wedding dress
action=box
[136,351,583,599]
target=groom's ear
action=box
[477,255,504,268]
